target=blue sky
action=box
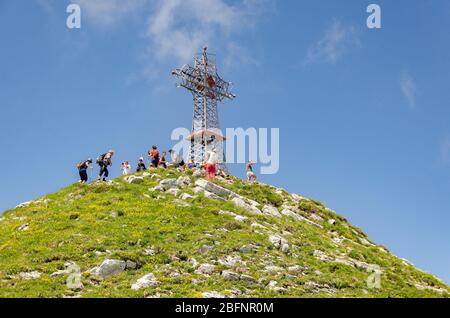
[1,0,449,284]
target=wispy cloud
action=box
[73,0,146,28]
[305,19,360,64]
[400,71,417,109]
[146,0,269,64]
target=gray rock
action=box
[89,259,126,278]
[195,263,216,276]
[328,219,336,225]
[199,245,214,254]
[131,273,158,290]
[179,193,194,200]
[126,176,144,184]
[313,250,333,262]
[19,271,41,280]
[202,291,225,298]
[195,179,235,198]
[18,223,29,231]
[281,243,290,253]
[193,186,205,194]
[239,244,257,254]
[262,205,281,218]
[159,179,179,190]
[126,260,137,269]
[268,235,288,249]
[281,209,323,228]
[222,270,240,281]
[240,274,256,283]
[177,176,191,187]
[16,201,33,209]
[304,281,336,295]
[288,265,305,273]
[266,280,286,292]
[193,169,206,177]
[232,197,262,215]
[264,265,284,273]
[166,188,180,196]
[218,255,243,267]
[204,191,226,201]
[149,185,164,192]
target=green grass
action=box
[0,169,448,298]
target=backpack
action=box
[96,153,106,164]
[77,161,86,170]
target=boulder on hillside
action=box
[89,259,126,278]
[131,273,159,290]
[159,179,179,190]
[232,197,262,215]
[262,205,281,218]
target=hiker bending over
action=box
[121,161,131,175]
[148,146,160,168]
[246,160,256,182]
[136,157,146,172]
[169,149,185,171]
[159,151,167,169]
[77,158,92,183]
[97,150,114,181]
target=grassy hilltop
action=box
[0,168,448,298]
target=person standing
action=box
[77,158,92,183]
[97,150,114,181]
[121,161,131,175]
[148,146,160,168]
[205,148,219,180]
[246,160,256,182]
[136,157,146,172]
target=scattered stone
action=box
[19,271,41,280]
[193,186,205,194]
[262,205,281,218]
[304,281,336,295]
[281,209,323,228]
[218,255,243,267]
[251,222,266,230]
[268,235,288,249]
[218,210,247,222]
[195,179,236,198]
[266,280,286,292]
[281,243,290,253]
[288,265,305,273]
[159,179,179,190]
[18,223,29,231]
[131,273,159,290]
[240,274,256,283]
[232,197,262,215]
[291,194,304,202]
[126,176,144,184]
[239,244,257,254]
[204,191,226,201]
[264,265,284,273]
[414,283,447,294]
[143,247,156,256]
[358,237,375,247]
[198,245,214,254]
[202,291,225,298]
[328,219,336,225]
[222,270,240,281]
[149,185,164,192]
[195,264,216,276]
[180,193,195,200]
[166,188,180,196]
[310,214,324,222]
[126,260,137,269]
[16,201,33,209]
[177,176,191,187]
[313,250,333,262]
[89,259,126,278]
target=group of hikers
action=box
[76,146,258,184]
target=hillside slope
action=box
[0,168,448,298]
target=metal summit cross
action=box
[172,47,236,171]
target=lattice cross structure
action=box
[172,47,236,170]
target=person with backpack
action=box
[97,150,114,181]
[148,146,160,168]
[136,157,146,172]
[77,158,93,183]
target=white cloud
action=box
[305,19,360,64]
[74,0,146,28]
[146,0,269,63]
[400,71,417,109]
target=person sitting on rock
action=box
[187,159,196,170]
[136,157,146,172]
[77,158,92,183]
[169,149,185,171]
[159,151,167,169]
[97,150,114,182]
[121,161,131,175]
[148,146,160,168]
